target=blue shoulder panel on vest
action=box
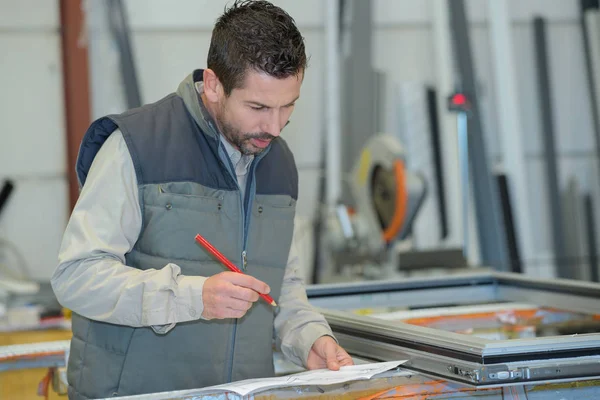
[76,94,239,191]
[255,138,298,200]
[76,117,118,188]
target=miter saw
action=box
[324,134,427,281]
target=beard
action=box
[217,115,275,156]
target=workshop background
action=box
[1,0,599,291]
[3,0,600,399]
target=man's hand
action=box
[306,335,354,371]
[202,272,270,319]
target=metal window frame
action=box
[307,272,600,387]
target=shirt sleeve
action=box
[51,129,207,334]
[273,231,335,367]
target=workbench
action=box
[0,328,71,400]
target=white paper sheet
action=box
[204,360,406,396]
[107,360,407,399]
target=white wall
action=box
[0,0,596,280]
[0,0,69,281]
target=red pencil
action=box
[195,234,277,307]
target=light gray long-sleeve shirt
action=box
[52,107,332,369]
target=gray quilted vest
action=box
[67,72,298,399]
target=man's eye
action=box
[251,106,265,111]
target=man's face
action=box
[214,70,302,155]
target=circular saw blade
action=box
[371,165,397,230]
[370,161,407,242]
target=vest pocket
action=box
[157,184,224,214]
[138,183,240,263]
[248,195,296,268]
[252,194,295,219]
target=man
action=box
[51,1,353,399]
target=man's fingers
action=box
[327,358,340,371]
[337,349,354,366]
[202,272,271,320]
[223,297,253,312]
[229,286,260,303]
[222,272,270,294]
[332,346,353,367]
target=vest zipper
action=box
[239,161,257,272]
[221,147,258,382]
[218,148,244,383]
[218,139,266,383]
[228,161,255,381]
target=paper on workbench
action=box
[200,360,406,396]
[105,360,406,399]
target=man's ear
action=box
[203,69,222,103]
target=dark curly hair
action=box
[207,0,307,95]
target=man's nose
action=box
[261,111,283,137]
